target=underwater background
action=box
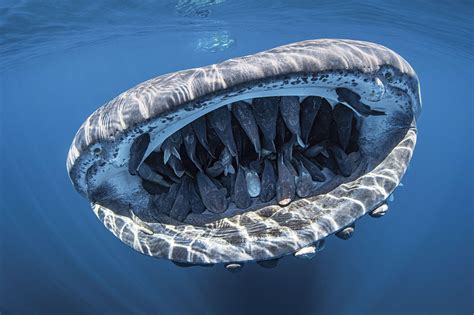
[1,0,473,314]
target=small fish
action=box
[279,96,304,146]
[234,166,252,209]
[206,161,224,177]
[222,172,236,202]
[332,103,354,151]
[182,124,202,171]
[208,106,238,157]
[276,154,296,206]
[196,172,228,213]
[206,125,223,158]
[245,168,261,198]
[153,182,180,215]
[294,151,326,182]
[137,163,171,187]
[167,154,185,177]
[275,114,288,150]
[148,153,181,183]
[303,142,329,159]
[232,101,262,156]
[259,159,276,203]
[281,134,296,163]
[219,147,235,176]
[206,147,235,177]
[141,179,168,195]
[129,133,150,175]
[295,161,314,198]
[191,116,214,158]
[170,177,191,221]
[162,130,183,164]
[309,99,332,144]
[248,159,263,174]
[252,97,279,153]
[188,180,206,214]
[330,146,352,177]
[300,96,322,145]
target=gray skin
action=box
[162,130,182,164]
[259,159,276,203]
[208,107,238,158]
[335,87,385,117]
[182,124,202,171]
[252,97,280,153]
[332,103,354,151]
[279,96,304,147]
[128,133,150,175]
[195,172,228,213]
[276,153,296,206]
[300,96,322,145]
[191,116,214,158]
[67,39,421,265]
[234,166,252,209]
[231,101,261,157]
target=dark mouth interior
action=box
[134,96,363,225]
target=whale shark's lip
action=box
[66,39,421,266]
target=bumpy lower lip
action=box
[67,39,421,267]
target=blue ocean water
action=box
[1,0,473,314]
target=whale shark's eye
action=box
[67,39,421,270]
[90,144,103,158]
[93,147,102,156]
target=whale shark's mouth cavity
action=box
[130,93,378,226]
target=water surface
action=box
[1,1,473,314]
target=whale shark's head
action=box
[67,39,421,268]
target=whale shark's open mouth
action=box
[67,39,421,269]
[136,94,378,225]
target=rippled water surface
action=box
[1,1,473,314]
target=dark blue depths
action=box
[0,1,472,314]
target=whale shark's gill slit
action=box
[131,95,366,226]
